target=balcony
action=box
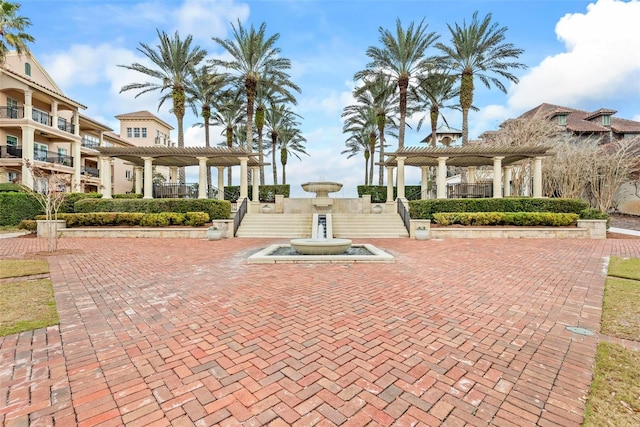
[81,137,100,149]
[0,106,24,119]
[34,150,74,167]
[81,166,99,177]
[32,108,52,126]
[57,117,75,134]
[1,145,23,158]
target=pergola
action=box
[382,145,554,200]
[96,146,266,199]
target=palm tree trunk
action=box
[460,70,474,145]
[430,105,438,147]
[281,148,287,184]
[377,115,385,186]
[398,75,409,150]
[226,127,233,187]
[271,135,278,185]
[203,107,211,196]
[256,105,265,185]
[176,115,186,184]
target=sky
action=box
[20,0,640,197]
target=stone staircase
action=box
[235,213,409,238]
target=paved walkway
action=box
[1,236,640,426]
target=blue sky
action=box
[20,0,640,197]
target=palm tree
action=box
[119,29,206,183]
[265,103,301,185]
[187,65,226,194]
[414,70,459,146]
[210,92,246,186]
[342,130,371,185]
[355,19,439,150]
[0,0,34,63]
[211,20,300,175]
[353,74,398,184]
[279,125,307,185]
[436,12,526,145]
[342,103,378,186]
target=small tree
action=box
[22,160,70,252]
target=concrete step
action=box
[235,214,312,238]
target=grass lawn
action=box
[583,256,640,426]
[0,260,58,337]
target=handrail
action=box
[397,197,410,234]
[233,197,248,237]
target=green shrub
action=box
[358,185,423,203]
[74,198,231,220]
[409,198,589,220]
[113,193,143,199]
[224,185,290,202]
[186,212,209,226]
[36,212,145,227]
[18,220,37,231]
[433,211,579,226]
[0,193,43,226]
[59,192,102,213]
[140,213,170,227]
[579,208,610,220]
[0,182,26,193]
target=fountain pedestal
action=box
[301,182,342,213]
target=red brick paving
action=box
[1,236,640,426]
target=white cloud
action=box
[176,0,250,42]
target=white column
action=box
[142,156,153,199]
[73,112,80,136]
[169,166,178,184]
[437,157,448,199]
[24,90,32,121]
[504,166,512,197]
[420,166,428,200]
[197,157,207,198]
[72,140,81,191]
[217,166,225,201]
[252,166,260,201]
[100,156,112,198]
[468,166,477,184]
[51,101,58,129]
[492,157,504,198]
[134,166,143,194]
[396,156,406,199]
[533,157,543,198]
[20,125,35,189]
[386,166,394,202]
[239,157,248,199]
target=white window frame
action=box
[6,135,18,146]
[134,127,140,138]
[126,127,132,138]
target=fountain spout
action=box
[317,223,326,240]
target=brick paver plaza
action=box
[1,236,640,426]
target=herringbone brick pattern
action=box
[1,237,639,426]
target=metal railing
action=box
[81,137,100,148]
[57,117,75,134]
[152,183,198,198]
[81,166,99,177]
[1,145,22,158]
[397,197,411,234]
[447,183,493,198]
[34,150,74,167]
[0,106,24,119]
[32,108,52,125]
[233,197,248,237]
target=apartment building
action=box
[0,52,172,195]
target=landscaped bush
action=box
[358,185,423,202]
[18,220,37,231]
[185,212,209,226]
[35,211,210,227]
[224,185,290,202]
[0,192,43,226]
[59,192,102,213]
[0,182,26,193]
[74,198,231,220]
[433,212,579,226]
[409,197,589,220]
[113,193,143,199]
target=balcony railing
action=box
[57,117,75,134]
[1,145,23,158]
[81,137,100,148]
[32,108,52,126]
[446,182,494,198]
[0,106,24,119]
[81,166,99,177]
[34,150,74,167]
[153,183,198,198]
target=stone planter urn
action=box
[414,228,429,240]
[207,227,222,241]
[262,205,272,214]
[372,204,383,214]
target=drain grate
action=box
[566,326,595,336]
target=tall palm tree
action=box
[414,70,459,146]
[265,103,301,185]
[0,0,34,63]
[342,130,371,185]
[187,65,226,194]
[436,12,526,144]
[342,103,378,186]
[210,92,246,186]
[355,19,439,150]
[211,20,300,174]
[279,125,307,185]
[353,74,398,184]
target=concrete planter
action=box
[207,227,222,240]
[36,220,66,238]
[414,229,429,240]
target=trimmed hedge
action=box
[0,182,26,193]
[18,219,37,231]
[358,185,423,203]
[409,198,590,220]
[73,198,231,220]
[224,185,290,202]
[35,211,210,227]
[433,212,580,227]
[59,192,102,213]
[0,193,43,226]
[113,193,143,199]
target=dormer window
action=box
[25,63,31,76]
[602,115,611,126]
[557,115,567,126]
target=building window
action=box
[7,171,18,183]
[602,115,611,126]
[557,115,567,126]
[6,135,18,146]
[141,128,147,138]
[7,98,18,118]
[126,127,132,138]
[125,170,132,180]
[25,63,31,76]
[134,127,140,138]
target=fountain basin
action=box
[301,181,343,198]
[290,238,352,255]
